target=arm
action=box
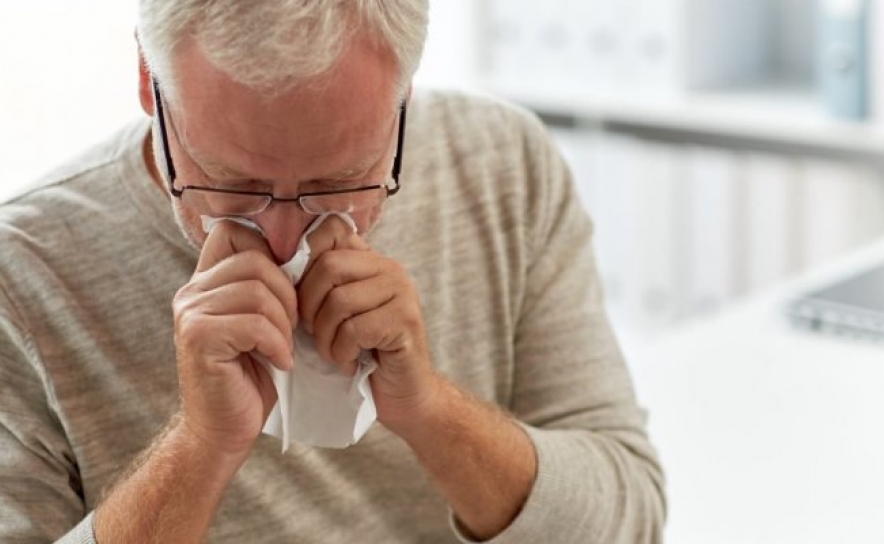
[483,112,666,542]
[298,220,536,540]
[0,277,259,544]
[93,221,296,542]
[0,299,93,542]
[383,376,538,541]
[93,416,245,542]
[299,108,665,543]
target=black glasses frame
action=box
[150,79,406,211]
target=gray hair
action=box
[137,0,429,102]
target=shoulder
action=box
[409,88,544,129]
[2,120,146,210]
[407,88,551,159]
[403,89,564,208]
[0,121,147,308]
[0,120,146,239]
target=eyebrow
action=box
[190,146,381,185]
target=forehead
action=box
[167,36,400,182]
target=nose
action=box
[253,206,314,264]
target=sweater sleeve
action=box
[454,111,666,543]
[0,294,96,543]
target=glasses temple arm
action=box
[389,100,407,196]
[151,78,181,197]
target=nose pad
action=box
[253,209,313,265]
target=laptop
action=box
[787,261,884,341]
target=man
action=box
[0,2,665,542]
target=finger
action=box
[311,274,396,365]
[222,314,293,371]
[194,251,297,324]
[186,313,293,372]
[298,250,384,330]
[190,280,295,353]
[305,214,368,252]
[197,220,276,273]
[333,357,359,378]
[302,215,369,279]
[330,300,421,361]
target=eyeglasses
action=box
[151,79,406,217]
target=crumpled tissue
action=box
[201,213,378,451]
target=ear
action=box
[137,42,155,117]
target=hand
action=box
[297,216,439,432]
[172,220,296,456]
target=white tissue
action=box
[201,213,378,451]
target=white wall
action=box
[0,2,141,201]
[414,0,482,90]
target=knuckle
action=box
[239,315,271,350]
[337,355,359,375]
[242,278,269,298]
[249,279,281,306]
[286,290,298,319]
[250,282,287,320]
[339,318,358,341]
[243,313,267,334]
[174,312,207,350]
[239,250,275,274]
[172,294,200,327]
[253,293,276,320]
[326,286,351,312]
[349,315,384,349]
[312,250,338,274]
[385,259,410,281]
[331,339,357,366]
[173,281,198,304]
[329,216,352,236]
[343,231,364,249]
[402,303,424,330]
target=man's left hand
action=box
[297,216,439,432]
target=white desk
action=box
[627,239,884,543]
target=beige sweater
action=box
[0,90,665,543]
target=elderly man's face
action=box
[139,36,403,263]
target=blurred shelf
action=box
[484,81,884,160]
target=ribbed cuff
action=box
[448,425,581,544]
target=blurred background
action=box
[418,0,884,354]
[2,2,883,542]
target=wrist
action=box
[380,372,452,442]
[94,414,248,542]
[171,415,252,479]
[175,401,263,457]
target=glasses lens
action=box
[300,185,388,214]
[182,188,270,216]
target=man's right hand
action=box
[172,220,296,457]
